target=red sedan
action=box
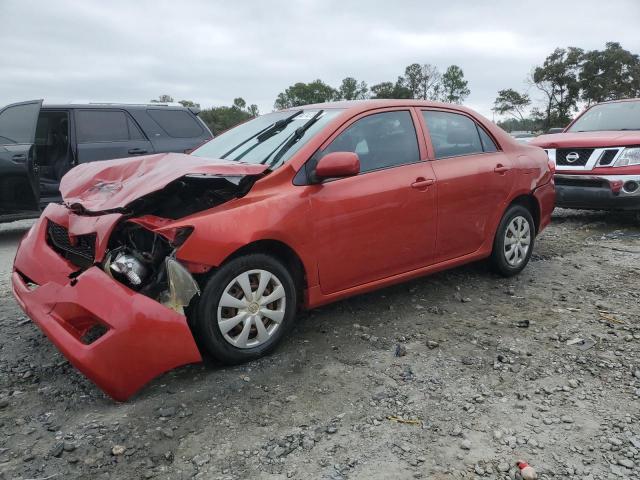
[12,100,555,400]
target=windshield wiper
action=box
[221,109,303,159]
[263,110,324,167]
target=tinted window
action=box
[423,111,484,159]
[323,111,420,173]
[0,102,40,144]
[478,127,498,152]
[147,109,203,138]
[76,110,131,143]
[127,117,145,140]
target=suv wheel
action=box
[490,205,535,277]
[194,253,297,364]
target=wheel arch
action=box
[224,239,308,293]
[506,193,541,234]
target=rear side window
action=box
[423,111,496,159]
[76,110,144,143]
[323,111,420,173]
[146,109,203,138]
[0,102,40,144]
[478,127,498,152]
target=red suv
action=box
[12,100,555,400]
[532,99,640,211]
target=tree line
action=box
[154,41,639,135]
[152,63,470,135]
[274,63,470,109]
[494,42,640,132]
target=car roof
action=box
[281,99,482,117]
[41,103,192,111]
[594,98,640,106]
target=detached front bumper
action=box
[11,204,202,401]
[554,174,640,211]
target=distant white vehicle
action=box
[510,131,537,143]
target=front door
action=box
[0,100,42,215]
[309,109,437,294]
[421,109,514,263]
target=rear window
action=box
[0,102,40,144]
[146,109,204,138]
[76,110,144,143]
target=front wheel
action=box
[490,205,535,277]
[194,253,298,364]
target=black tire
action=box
[490,204,535,277]
[194,253,298,364]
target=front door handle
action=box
[411,178,435,190]
[494,164,509,174]
[128,148,148,155]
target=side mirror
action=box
[547,127,564,134]
[315,152,360,179]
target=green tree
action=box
[370,77,412,99]
[247,104,260,117]
[532,47,583,128]
[233,97,247,110]
[274,80,338,109]
[492,89,531,121]
[337,77,369,100]
[440,65,470,104]
[199,106,252,135]
[403,63,423,98]
[178,99,200,108]
[150,94,174,103]
[402,63,441,99]
[580,42,640,105]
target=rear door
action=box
[75,109,154,162]
[420,109,514,263]
[0,100,42,214]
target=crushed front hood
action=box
[532,131,640,149]
[59,153,268,213]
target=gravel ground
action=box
[0,209,639,480]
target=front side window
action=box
[568,101,640,132]
[192,109,343,169]
[422,111,490,159]
[321,111,420,173]
[77,110,131,143]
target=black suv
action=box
[0,100,213,222]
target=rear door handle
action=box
[128,148,148,155]
[11,154,26,162]
[494,165,509,174]
[411,178,435,189]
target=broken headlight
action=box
[108,251,148,286]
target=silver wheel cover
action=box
[217,269,286,349]
[503,215,531,267]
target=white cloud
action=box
[0,0,638,118]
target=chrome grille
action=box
[556,148,594,167]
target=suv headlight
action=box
[615,148,640,167]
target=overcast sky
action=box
[1,0,639,119]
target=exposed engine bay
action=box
[124,174,255,219]
[75,174,261,314]
[103,221,200,314]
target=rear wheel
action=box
[490,205,535,277]
[194,254,297,364]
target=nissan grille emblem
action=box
[565,152,580,163]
